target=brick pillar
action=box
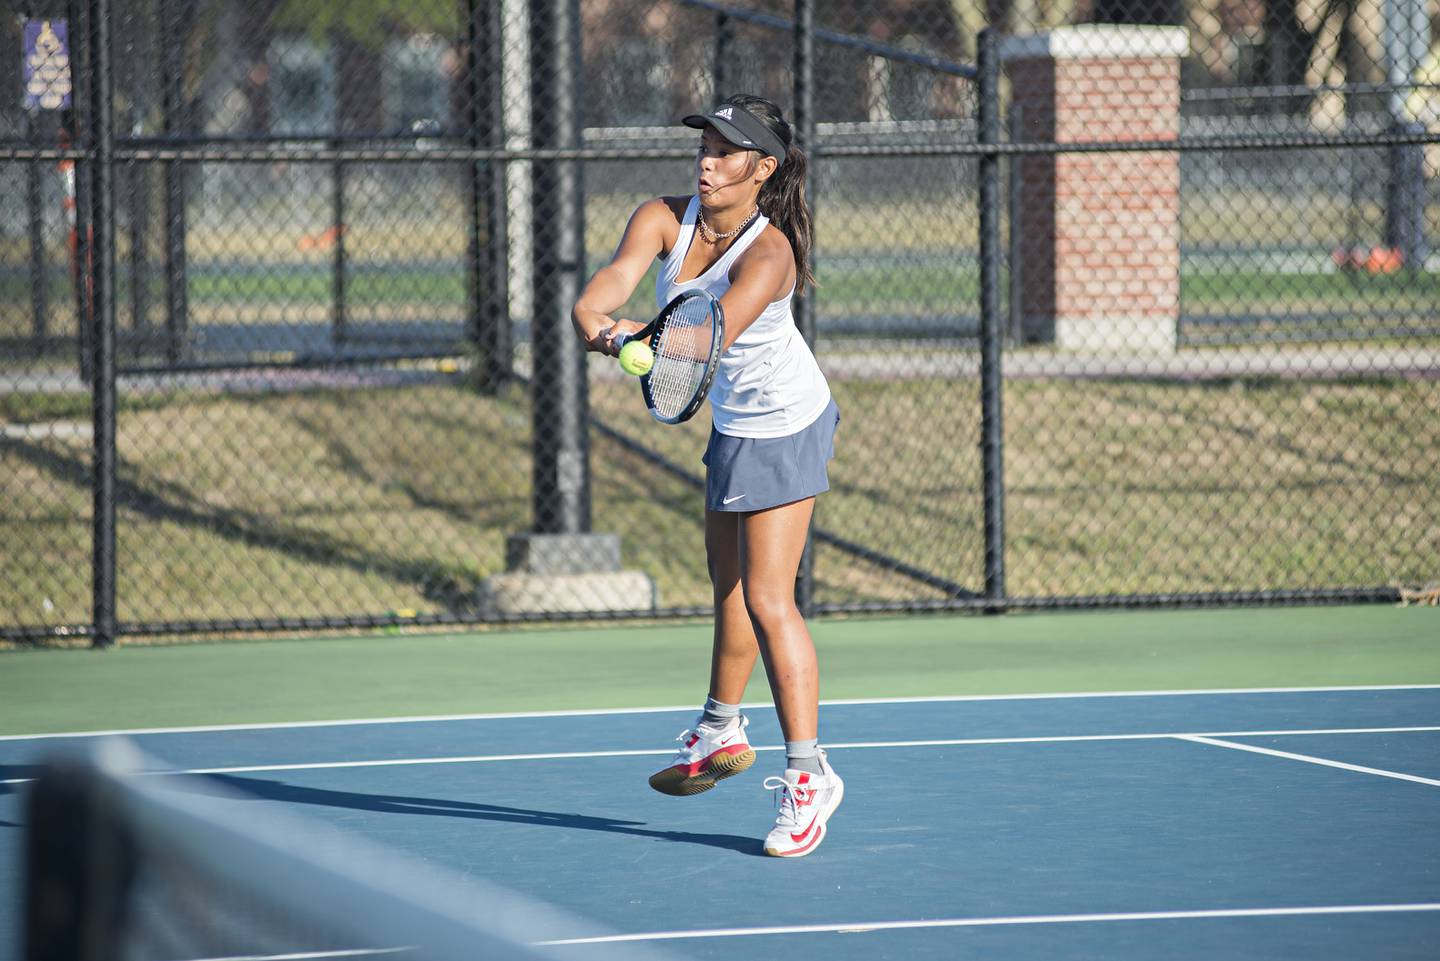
[1003,26,1188,352]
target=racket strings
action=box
[649,299,717,420]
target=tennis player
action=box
[571,95,842,858]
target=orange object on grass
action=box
[298,225,345,251]
[1364,246,1404,274]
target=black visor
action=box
[682,104,787,167]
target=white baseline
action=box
[2,684,1436,742]
[2,725,1437,785]
[537,902,1440,945]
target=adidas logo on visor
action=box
[716,107,734,120]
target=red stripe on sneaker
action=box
[677,745,751,777]
[777,823,825,857]
[789,817,819,845]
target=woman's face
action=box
[695,126,759,206]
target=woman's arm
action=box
[717,227,798,351]
[572,198,674,355]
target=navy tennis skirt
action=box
[702,399,840,512]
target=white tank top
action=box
[656,196,831,439]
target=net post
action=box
[23,757,133,961]
[977,26,1007,610]
[87,0,118,647]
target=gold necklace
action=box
[697,206,758,244]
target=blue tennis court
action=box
[3,685,1439,959]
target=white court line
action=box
[1178,735,1440,787]
[3,726,1437,785]
[187,951,405,961]
[536,902,1440,945]
[2,684,1437,741]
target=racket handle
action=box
[611,330,632,350]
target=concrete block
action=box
[505,532,622,575]
[477,569,658,617]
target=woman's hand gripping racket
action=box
[610,290,725,424]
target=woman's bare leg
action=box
[705,508,760,705]
[739,497,818,741]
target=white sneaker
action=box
[762,750,844,858]
[648,715,756,796]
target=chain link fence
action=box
[2,0,1436,644]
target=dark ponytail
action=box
[720,94,815,295]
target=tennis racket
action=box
[612,290,725,425]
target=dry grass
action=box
[3,367,1436,632]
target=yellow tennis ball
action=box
[618,340,653,376]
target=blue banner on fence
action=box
[24,19,73,111]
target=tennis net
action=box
[21,738,677,961]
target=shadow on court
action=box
[192,773,764,856]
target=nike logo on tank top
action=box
[657,196,832,438]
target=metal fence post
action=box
[122,7,150,347]
[1382,0,1432,269]
[68,0,93,385]
[26,110,49,349]
[161,0,188,368]
[465,0,510,393]
[713,11,731,98]
[977,27,1007,609]
[529,0,590,535]
[329,35,348,351]
[331,150,347,343]
[792,0,817,617]
[1385,123,1429,270]
[127,155,150,345]
[88,0,118,647]
[1007,101,1023,345]
[792,1,816,352]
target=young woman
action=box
[571,95,842,858]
